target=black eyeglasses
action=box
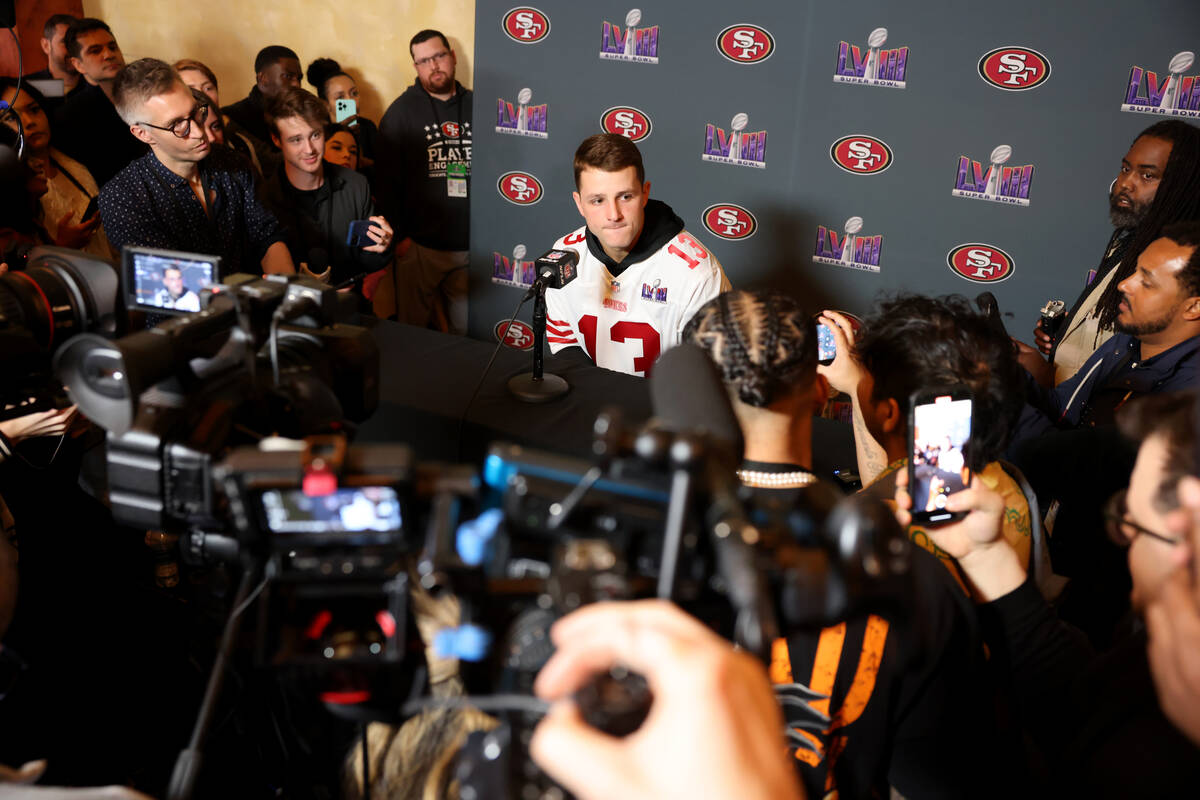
[138,103,209,139]
[1103,489,1181,547]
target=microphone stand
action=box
[507,279,569,402]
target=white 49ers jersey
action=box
[545,226,730,377]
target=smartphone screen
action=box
[816,323,836,364]
[335,98,357,123]
[909,392,972,524]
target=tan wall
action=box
[80,0,475,123]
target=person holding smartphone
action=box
[260,87,393,289]
[0,79,111,258]
[306,58,377,168]
[892,390,1200,796]
[819,294,1033,592]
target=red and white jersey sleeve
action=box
[544,226,731,377]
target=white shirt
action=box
[545,225,730,376]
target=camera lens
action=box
[0,247,119,354]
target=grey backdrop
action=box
[467,0,1200,348]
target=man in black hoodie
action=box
[544,133,730,377]
[375,29,473,334]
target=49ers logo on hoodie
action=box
[424,117,472,179]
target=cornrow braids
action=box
[682,289,817,408]
[1095,121,1200,331]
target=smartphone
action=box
[335,98,357,123]
[908,387,973,524]
[816,322,836,365]
[346,219,375,247]
[82,195,100,222]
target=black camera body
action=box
[55,271,379,532]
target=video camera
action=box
[55,263,379,532]
[0,246,120,421]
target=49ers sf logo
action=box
[495,318,535,350]
[946,243,1015,283]
[702,203,757,241]
[978,46,1051,91]
[600,106,652,142]
[716,24,775,64]
[497,171,543,205]
[502,7,550,44]
[830,135,893,175]
[441,121,462,139]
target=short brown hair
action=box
[573,133,645,189]
[265,86,330,136]
[113,58,186,125]
[174,58,218,90]
[1118,390,1198,512]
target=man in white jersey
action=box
[545,133,730,377]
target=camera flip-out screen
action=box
[123,246,219,315]
[260,486,403,535]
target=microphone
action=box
[507,249,578,403]
[526,248,579,296]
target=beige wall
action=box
[81,0,475,123]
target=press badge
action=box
[447,162,468,198]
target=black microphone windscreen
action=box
[650,344,744,458]
[533,248,580,288]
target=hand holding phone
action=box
[335,98,357,124]
[816,322,837,365]
[908,387,973,524]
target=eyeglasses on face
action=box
[1103,489,1181,548]
[138,103,209,139]
[414,51,450,69]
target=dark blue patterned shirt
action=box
[98,146,285,276]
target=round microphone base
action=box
[507,372,569,403]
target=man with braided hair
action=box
[1019,120,1200,386]
[545,134,730,377]
[684,289,1005,799]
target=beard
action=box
[1109,191,1150,229]
[420,69,455,96]
[1115,297,1177,337]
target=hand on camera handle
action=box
[530,600,806,800]
[892,466,1026,603]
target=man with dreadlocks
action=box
[1022,120,1200,386]
[683,289,1008,799]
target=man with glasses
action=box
[375,29,472,333]
[893,389,1200,795]
[51,18,148,187]
[99,59,294,278]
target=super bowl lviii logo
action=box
[702,113,766,169]
[978,47,1051,91]
[600,8,659,64]
[1121,50,1199,118]
[701,203,758,241]
[830,135,893,175]
[814,217,883,273]
[952,145,1033,207]
[601,106,652,142]
[715,24,774,64]
[502,7,550,44]
[492,244,537,289]
[834,28,907,88]
[946,243,1016,284]
[496,87,548,139]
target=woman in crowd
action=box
[174,58,265,175]
[306,57,377,168]
[323,122,360,171]
[0,78,110,259]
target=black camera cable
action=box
[455,291,530,461]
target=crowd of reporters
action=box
[3,11,1200,800]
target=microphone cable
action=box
[455,291,530,462]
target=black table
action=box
[357,320,856,477]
